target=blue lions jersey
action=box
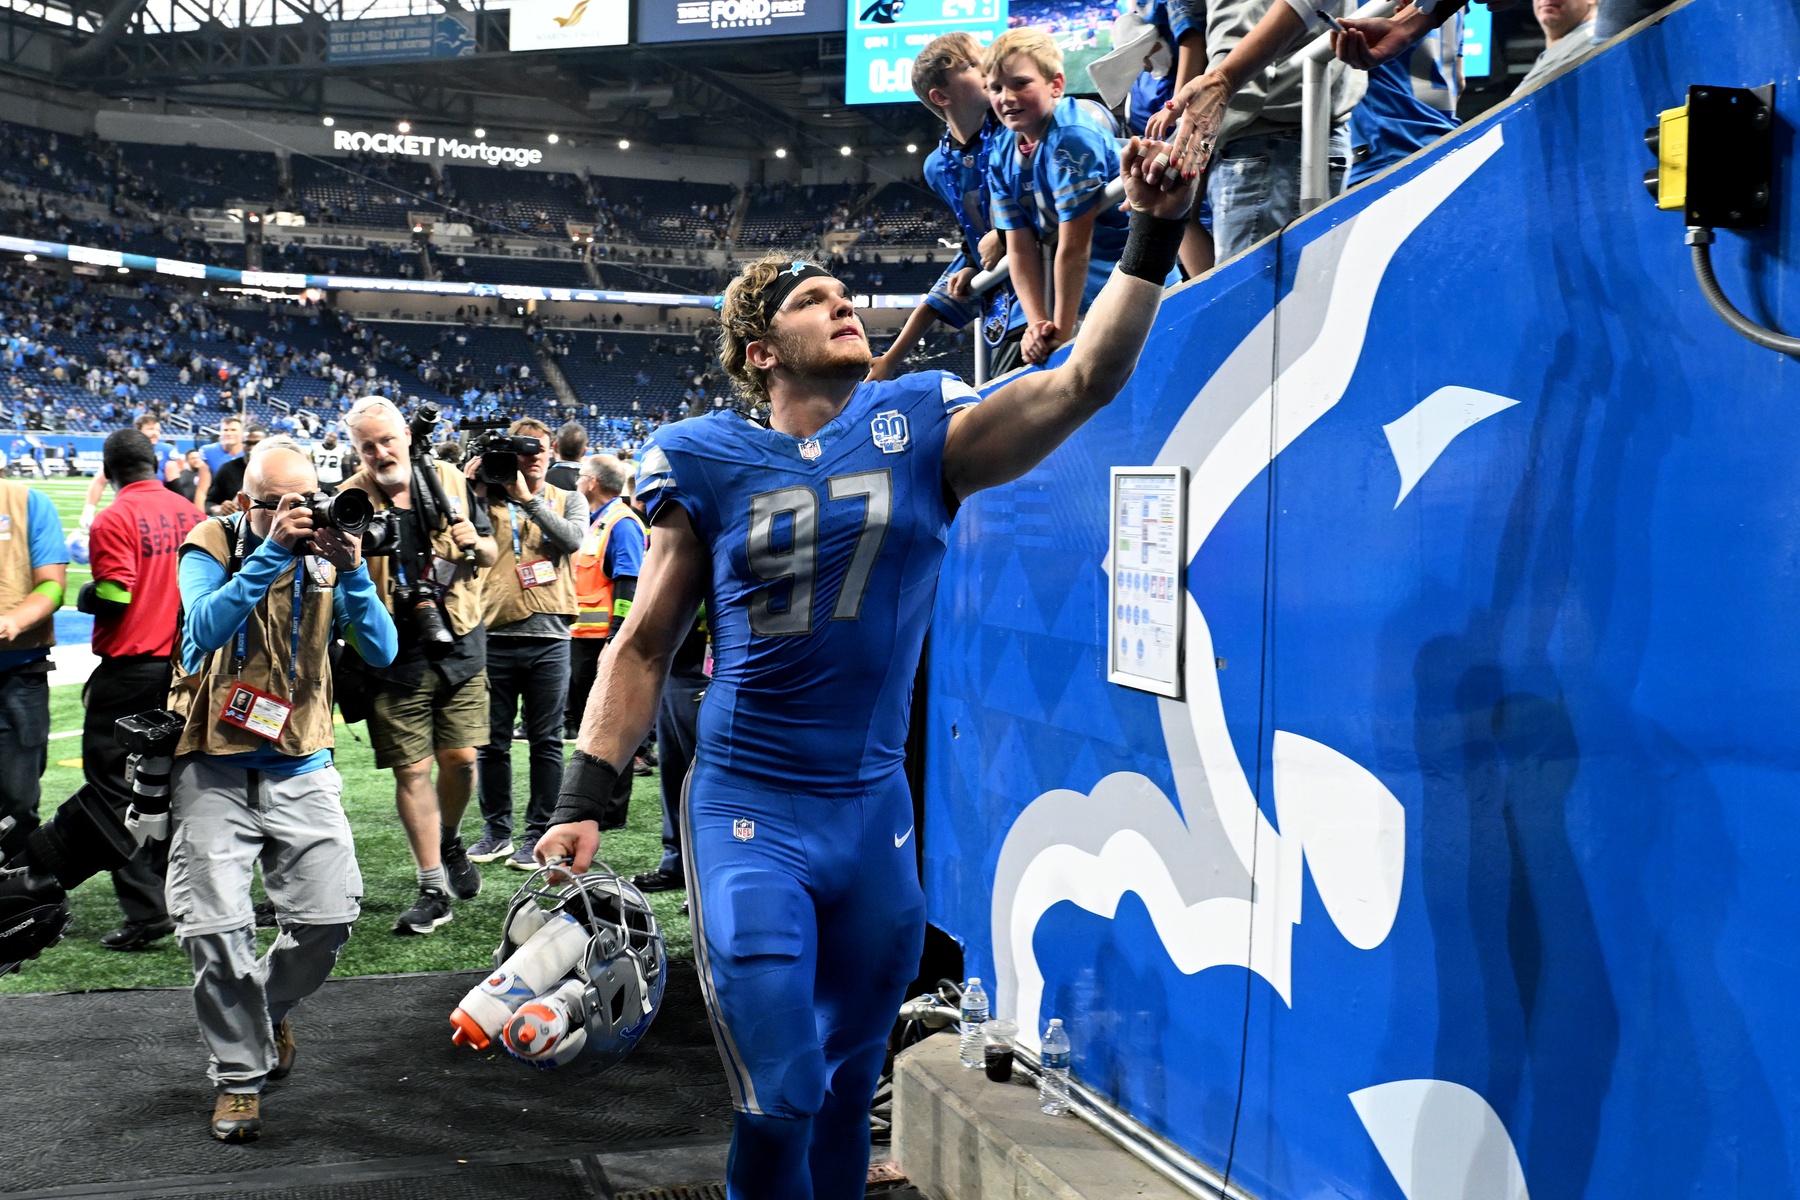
[636,371,980,793]
[922,116,1023,335]
[987,97,1129,313]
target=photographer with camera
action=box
[166,435,397,1142]
[467,417,585,870]
[78,429,201,951]
[337,398,500,934]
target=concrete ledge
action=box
[893,1036,1195,1200]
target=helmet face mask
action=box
[494,865,667,1070]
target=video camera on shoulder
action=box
[461,418,542,489]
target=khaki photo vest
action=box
[0,480,54,655]
[167,518,338,759]
[338,460,487,638]
[483,484,578,628]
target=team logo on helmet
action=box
[733,818,755,842]
[871,410,910,455]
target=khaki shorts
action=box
[368,669,490,768]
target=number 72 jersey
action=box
[635,371,979,793]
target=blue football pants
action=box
[682,758,927,1200]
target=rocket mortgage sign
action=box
[330,129,548,167]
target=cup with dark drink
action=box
[983,1018,1019,1082]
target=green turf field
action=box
[1,682,690,994]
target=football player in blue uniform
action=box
[867,31,1023,383]
[538,137,1198,1199]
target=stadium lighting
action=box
[397,120,412,133]
[907,143,918,153]
[22,253,36,262]
[474,127,487,138]
[548,133,561,144]
[618,139,630,151]
[322,116,335,127]
[839,145,852,157]
[116,266,129,273]
[775,148,787,158]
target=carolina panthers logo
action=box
[871,410,909,454]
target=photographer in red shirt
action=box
[79,428,203,950]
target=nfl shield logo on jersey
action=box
[733,818,755,842]
[871,411,909,454]
[798,438,822,461]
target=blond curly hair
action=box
[716,254,822,405]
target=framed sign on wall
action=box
[1107,465,1186,698]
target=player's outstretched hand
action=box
[536,819,600,874]
[1122,136,1200,221]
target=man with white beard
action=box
[337,398,500,934]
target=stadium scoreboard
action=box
[844,0,1007,106]
[638,0,844,42]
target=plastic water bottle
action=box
[1038,1019,1071,1115]
[958,977,989,1068]
[449,912,590,1051]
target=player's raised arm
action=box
[537,501,708,872]
[941,137,1197,502]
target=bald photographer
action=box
[165,435,398,1142]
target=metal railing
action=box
[1293,0,1398,213]
[966,177,1126,385]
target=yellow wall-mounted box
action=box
[1655,103,1689,211]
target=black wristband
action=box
[549,751,631,831]
[1117,211,1188,284]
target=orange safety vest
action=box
[572,499,646,639]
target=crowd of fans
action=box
[0,266,732,456]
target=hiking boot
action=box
[393,887,454,935]
[441,834,482,900]
[211,1091,261,1142]
[467,833,514,863]
[99,918,175,951]
[268,1017,296,1082]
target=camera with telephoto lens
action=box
[298,488,375,536]
[117,709,184,845]
[0,709,184,974]
[462,419,544,489]
[392,582,453,646]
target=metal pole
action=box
[974,329,990,386]
[1291,0,1398,216]
[1299,54,1331,214]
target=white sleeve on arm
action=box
[1280,0,1323,30]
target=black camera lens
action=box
[308,489,374,536]
[360,510,401,557]
[393,584,454,646]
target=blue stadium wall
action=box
[921,2,1800,1196]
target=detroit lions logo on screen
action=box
[871,410,909,454]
